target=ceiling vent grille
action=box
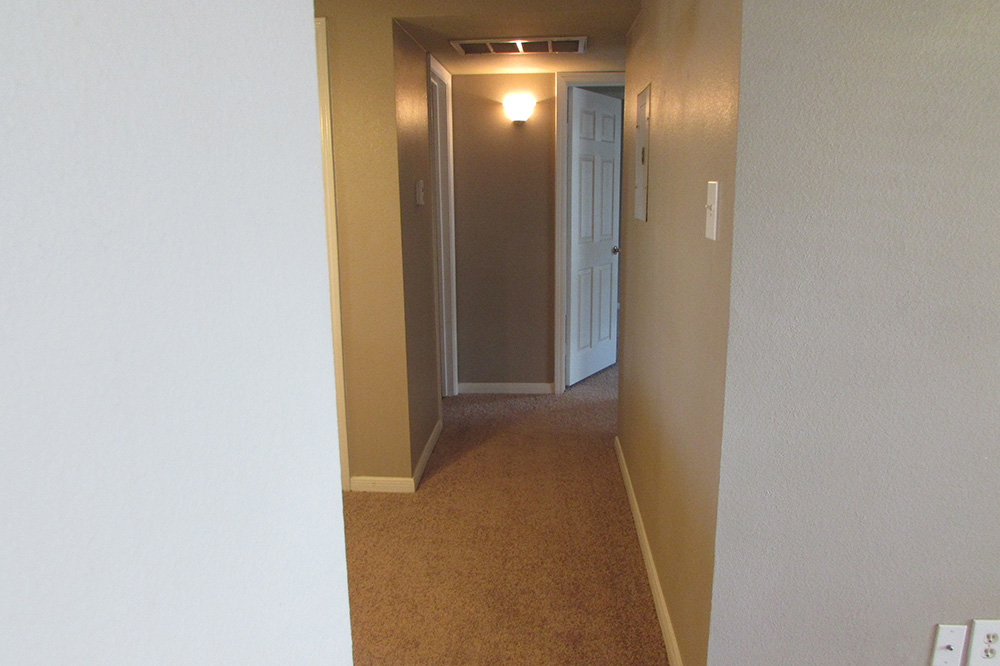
[450,37,587,56]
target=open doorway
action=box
[555,73,626,393]
[428,56,459,398]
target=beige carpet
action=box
[342,366,668,665]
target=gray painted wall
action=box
[711,1,1000,664]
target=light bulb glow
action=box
[503,93,536,122]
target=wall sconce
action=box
[503,93,536,123]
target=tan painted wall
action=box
[393,23,443,468]
[618,0,742,663]
[316,2,412,478]
[314,0,635,480]
[452,74,556,385]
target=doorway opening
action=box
[555,73,626,393]
[428,56,459,398]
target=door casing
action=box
[429,56,458,398]
[315,17,350,489]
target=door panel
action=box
[577,268,593,351]
[567,88,622,386]
[600,159,615,240]
[580,157,595,241]
[598,263,613,342]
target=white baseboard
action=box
[458,382,554,395]
[349,419,443,493]
[614,436,684,666]
[412,418,443,490]
[349,476,414,493]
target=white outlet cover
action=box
[931,624,968,666]
[968,620,1000,666]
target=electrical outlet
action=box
[931,624,967,666]
[968,620,1000,666]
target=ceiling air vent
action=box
[451,37,587,56]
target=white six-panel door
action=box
[567,88,622,386]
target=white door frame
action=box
[555,72,626,394]
[315,18,350,490]
[429,56,459,397]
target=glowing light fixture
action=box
[503,93,536,123]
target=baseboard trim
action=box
[457,382,554,395]
[349,419,443,494]
[614,436,684,666]
[349,476,414,493]
[412,418,443,490]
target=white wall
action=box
[712,1,1000,664]
[0,1,353,663]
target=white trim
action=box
[412,418,443,490]
[315,18,350,491]
[555,72,625,395]
[429,56,459,397]
[349,476,415,493]
[614,436,684,666]
[348,420,442,494]
[429,55,451,87]
[458,383,555,395]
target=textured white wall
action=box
[0,1,353,663]
[712,1,1000,664]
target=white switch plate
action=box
[705,181,719,240]
[931,624,967,666]
[968,620,1000,666]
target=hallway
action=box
[342,367,667,665]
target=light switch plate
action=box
[968,620,1000,666]
[930,624,967,666]
[705,181,719,240]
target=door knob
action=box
[612,246,620,255]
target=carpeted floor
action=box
[342,366,668,665]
